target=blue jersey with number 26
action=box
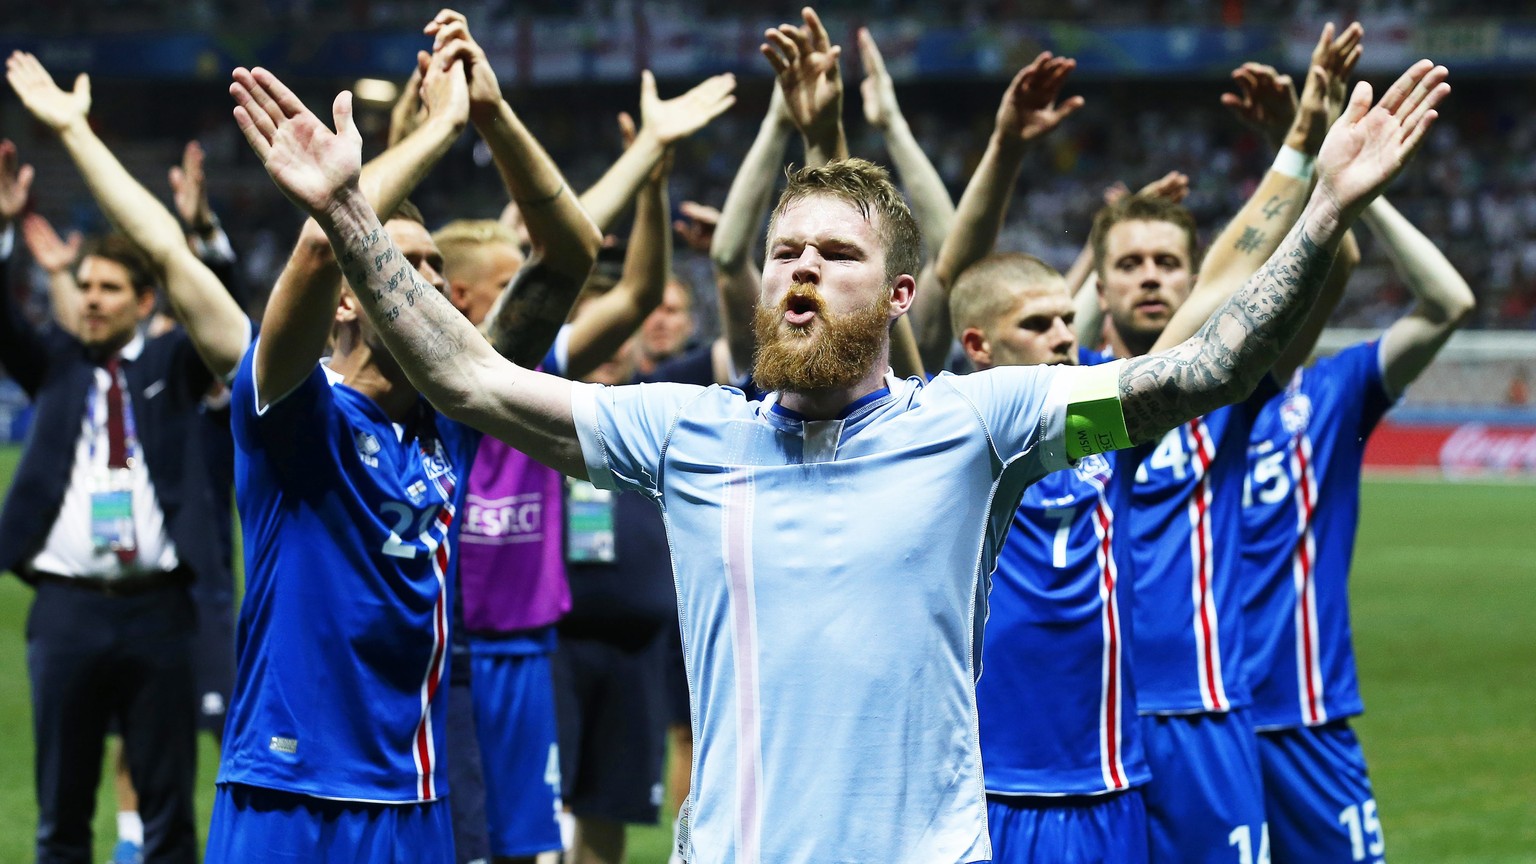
[221,342,480,803]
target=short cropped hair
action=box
[949,252,1063,338]
[1089,193,1199,277]
[387,198,426,226]
[432,219,521,277]
[83,234,158,297]
[768,158,922,285]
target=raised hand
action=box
[994,51,1084,143]
[638,69,737,147]
[1318,21,1364,123]
[0,139,34,224]
[426,8,504,121]
[168,140,214,229]
[1315,60,1448,221]
[1220,62,1296,144]
[673,201,718,253]
[387,55,427,146]
[230,67,364,218]
[419,40,472,129]
[858,27,900,130]
[761,7,843,138]
[21,213,81,274]
[5,52,90,133]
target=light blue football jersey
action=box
[572,366,1087,864]
[977,347,1149,796]
[222,343,480,802]
[1242,342,1394,729]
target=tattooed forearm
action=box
[336,236,469,366]
[485,262,585,368]
[1119,219,1338,442]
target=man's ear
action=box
[335,286,361,323]
[959,326,991,369]
[447,280,470,313]
[888,273,918,317]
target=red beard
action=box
[752,285,890,393]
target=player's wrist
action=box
[1270,144,1315,182]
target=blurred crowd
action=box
[9,69,1534,341]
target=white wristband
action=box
[1271,145,1315,181]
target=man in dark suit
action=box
[2,51,249,864]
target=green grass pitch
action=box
[0,443,1531,862]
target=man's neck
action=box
[329,346,419,422]
[776,364,890,421]
[1105,323,1158,360]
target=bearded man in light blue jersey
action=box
[230,57,1447,864]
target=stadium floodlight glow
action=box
[353,78,399,105]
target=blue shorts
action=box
[204,783,453,863]
[986,789,1149,864]
[1141,710,1267,864]
[1259,721,1384,864]
[470,632,563,857]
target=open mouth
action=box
[782,290,822,327]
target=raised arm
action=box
[934,52,1082,293]
[231,67,584,476]
[1151,22,1363,353]
[6,52,248,378]
[763,6,848,167]
[20,212,84,336]
[1364,196,1476,395]
[709,85,794,379]
[1116,61,1448,444]
[253,45,470,405]
[425,11,603,367]
[0,144,49,393]
[563,153,673,379]
[571,69,736,235]
[858,28,953,254]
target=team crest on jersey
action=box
[355,431,382,468]
[421,438,458,500]
[1074,452,1112,483]
[1280,393,1313,435]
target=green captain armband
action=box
[1065,360,1134,461]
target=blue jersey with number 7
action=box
[221,341,481,802]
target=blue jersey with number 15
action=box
[221,342,481,803]
[1242,341,1394,730]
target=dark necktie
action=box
[104,357,136,565]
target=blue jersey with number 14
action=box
[221,343,481,802]
[1242,342,1394,730]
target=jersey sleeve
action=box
[946,364,1080,473]
[1330,340,1396,439]
[230,337,339,473]
[569,379,709,496]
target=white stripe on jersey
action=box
[722,471,764,863]
[1289,429,1328,726]
[411,503,455,800]
[1092,498,1129,790]
[1185,419,1230,713]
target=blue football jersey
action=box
[1113,385,1270,714]
[978,347,1148,796]
[1242,342,1394,729]
[221,343,480,802]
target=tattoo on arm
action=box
[486,261,586,369]
[1261,195,1289,220]
[1118,223,1336,443]
[336,228,468,364]
[1234,227,1267,253]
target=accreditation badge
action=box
[565,477,616,564]
[90,468,137,556]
